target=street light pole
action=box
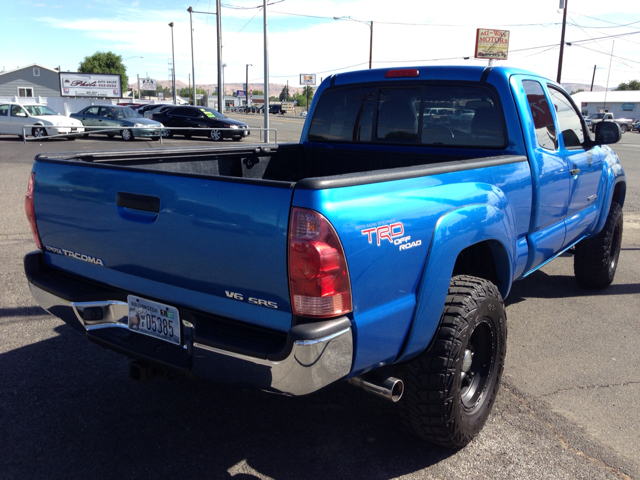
[187,7,196,105]
[169,22,177,105]
[334,17,373,69]
[263,0,269,143]
[246,63,252,114]
[216,0,223,113]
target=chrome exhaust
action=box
[348,373,404,403]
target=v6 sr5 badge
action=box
[361,221,422,251]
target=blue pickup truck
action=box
[24,66,626,448]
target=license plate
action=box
[127,295,181,345]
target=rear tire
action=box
[397,275,507,448]
[33,127,47,138]
[574,202,623,288]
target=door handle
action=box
[570,168,580,176]
[116,192,160,213]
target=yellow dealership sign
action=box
[475,29,510,60]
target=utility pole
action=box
[369,21,373,69]
[246,63,252,114]
[556,0,568,83]
[188,7,196,106]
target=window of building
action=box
[33,68,40,77]
[18,87,34,98]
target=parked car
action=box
[117,103,144,110]
[631,120,640,132]
[137,104,174,119]
[0,102,85,139]
[71,105,164,141]
[151,106,250,141]
[300,111,307,117]
[269,104,286,114]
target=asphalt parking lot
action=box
[1,125,639,479]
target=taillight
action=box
[25,172,42,249]
[288,208,352,318]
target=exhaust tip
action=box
[348,373,404,403]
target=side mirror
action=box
[594,121,621,145]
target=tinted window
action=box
[523,80,557,151]
[171,107,194,116]
[308,87,376,142]
[10,105,27,117]
[377,88,420,142]
[548,86,585,148]
[309,84,506,148]
[85,107,100,116]
[0,105,8,116]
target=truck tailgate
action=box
[32,159,294,332]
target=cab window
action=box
[523,80,557,151]
[0,105,8,116]
[547,86,585,148]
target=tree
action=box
[252,89,264,95]
[295,86,315,107]
[279,85,292,102]
[78,51,128,92]
[570,88,584,95]
[614,80,640,91]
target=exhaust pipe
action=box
[348,373,404,403]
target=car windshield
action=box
[114,108,142,119]
[23,105,59,116]
[199,107,226,119]
[589,113,605,119]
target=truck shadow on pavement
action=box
[1,323,456,479]
[506,269,640,306]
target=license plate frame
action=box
[127,295,181,345]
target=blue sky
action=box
[3,0,640,91]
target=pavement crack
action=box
[538,381,640,398]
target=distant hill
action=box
[130,79,302,96]
[562,83,608,94]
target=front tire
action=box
[620,124,627,133]
[397,275,507,448]
[121,129,134,141]
[33,127,47,138]
[574,202,623,288]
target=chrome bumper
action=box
[28,280,353,396]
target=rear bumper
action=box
[24,251,353,395]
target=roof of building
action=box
[571,90,640,103]
[0,64,59,77]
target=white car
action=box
[0,102,85,139]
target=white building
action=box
[571,90,640,121]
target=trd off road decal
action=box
[358,221,422,251]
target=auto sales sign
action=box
[475,29,510,60]
[59,72,122,98]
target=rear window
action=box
[308,83,506,148]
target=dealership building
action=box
[571,90,640,121]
